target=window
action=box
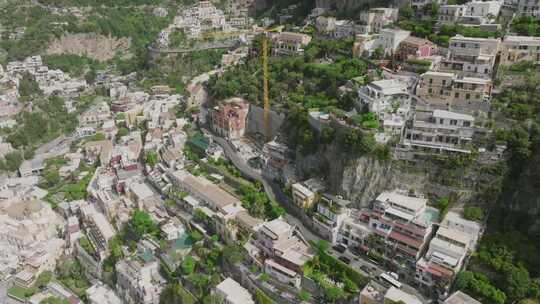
[442,80,446,85]
[463,121,471,127]
[455,92,459,98]
[450,119,457,125]
[466,93,470,99]
[429,78,433,84]
[476,94,481,99]
[428,88,433,94]
[439,118,444,124]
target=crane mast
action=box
[262,34,271,143]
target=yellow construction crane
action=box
[262,34,270,143]
[261,26,282,143]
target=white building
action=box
[416,212,481,293]
[0,196,65,282]
[214,277,255,304]
[357,79,411,136]
[116,258,165,304]
[438,5,466,24]
[517,0,540,19]
[440,35,500,78]
[312,195,351,245]
[403,109,475,154]
[86,282,123,304]
[359,8,399,34]
[465,1,501,18]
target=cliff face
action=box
[295,141,482,208]
[47,33,131,61]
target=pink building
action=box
[397,36,438,60]
[210,97,250,139]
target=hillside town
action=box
[0,0,540,304]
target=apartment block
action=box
[255,218,314,275]
[86,282,123,304]
[116,258,165,304]
[499,35,540,66]
[465,1,502,18]
[440,35,500,77]
[357,79,411,135]
[270,32,312,55]
[416,212,481,294]
[169,169,242,212]
[336,211,372,252]
[438,5,466,24]
[291,182,316,209]
[403,109,475,154]
[358,8,399,34]
[210,97,250,139]
[312,195,351,245]
[366,190,439,274]
[264,258,302,289]
[417,71,492,111]
[517,0,540,19]
[214,278,255,304]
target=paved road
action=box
[210,132,322,243]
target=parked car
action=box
[333,244,346,253]
[339,256,351,264]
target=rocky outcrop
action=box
[47,33,131,61]
[295,140,483,208]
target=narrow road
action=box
[209,133,321,243]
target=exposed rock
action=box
[46,33,131,61]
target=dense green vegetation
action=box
[0,5,75,61]
[398,5,501,47]
[43,54,103,76]
[3,95,76,161]
[511,16,540,36]
[459,77,540,304]
[304,241,367,303]
[56,260,91,299]
[208,37,366,110]
[237,182,285,220]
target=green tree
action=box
[180,256,197,276]
[127,210,159,240]
[4,151,23,172]
[463,206,484,221]
[117,127,129,137]
[18,73,42,98]
[44,168,61,188]
[222,245,243,265]
[159,283,195,304]
[145,151,159,167]
[298,290,311,302]
[34,271,52,289]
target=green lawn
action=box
[7,286,35,301]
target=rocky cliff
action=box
[47,33,131,61]
[294,140,488,208]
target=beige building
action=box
[291,182,316,209]
[417,71,492,111]
[270,32,312,55]
[499,35,540,66]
